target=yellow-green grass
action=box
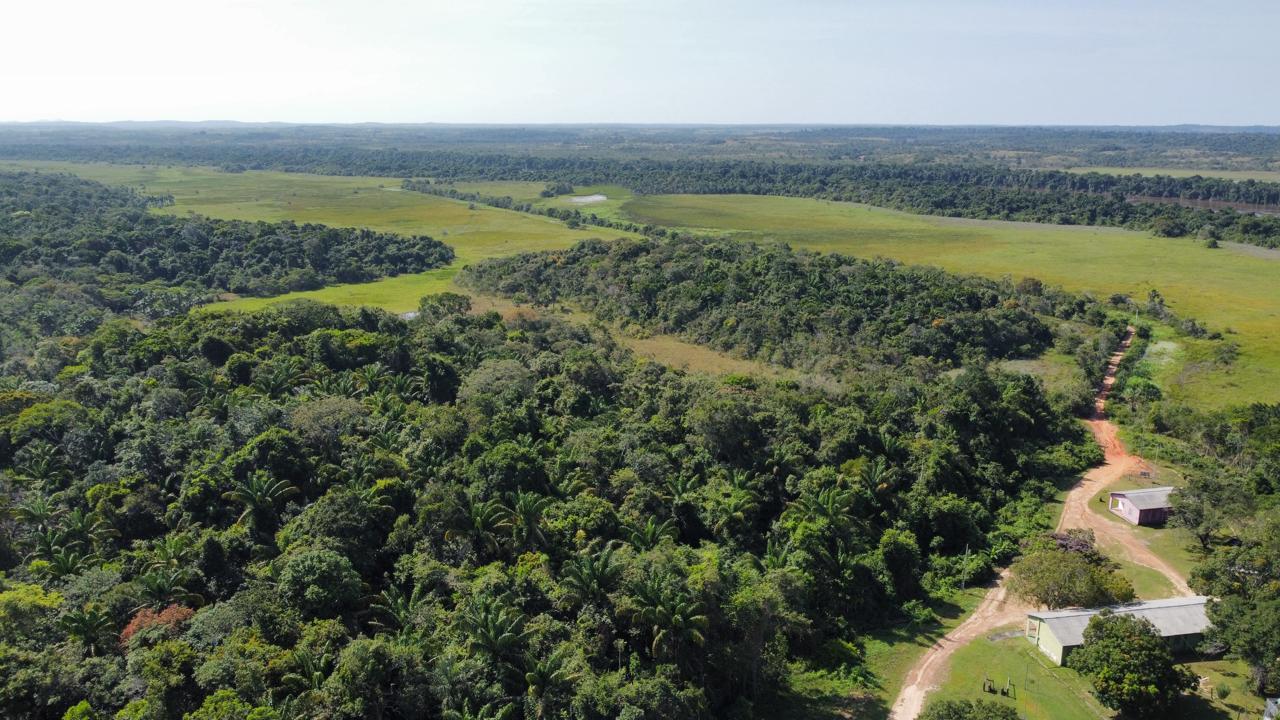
[0,161,629,314]
[612,193,1280,408]
[862,589,989,710]
[447,181,638,224]
[1001,350,1087,397]
[1066,166,1280,182]
[931,635,1108,720]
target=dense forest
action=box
[462,237,1067,365]
[0,294,1101,719]
[0,172,452,369]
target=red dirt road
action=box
[888,328,1191,719]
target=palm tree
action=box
[456,595,531,677]
[354,362,387,393]
[42,546,100,579]
[524,643,580,719]
[59,604,114,655]
[13,494,63,531]
[281,647,333,694]
[144,534,197,574]
[446,496,506,557]
[222,471,299,531]
[560,543,620,608]
[62,508,118,551]
[132,568,204,611]
[500,491,552,550]
[13,443,69,489]
[370,583,426,633]
[710,489,758,540]
[626,516,676,551]
[628,570,708,661]
[311,372,360,398]
[443,701,515,720]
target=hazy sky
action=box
[4,0,1277,125]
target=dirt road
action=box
[887,569,1030,720]
[1057,330,1193,595]
[888,328,1190,719]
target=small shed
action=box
[1108,486,1175,526]
[1025,596,1210,665]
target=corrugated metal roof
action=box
[1109,486,1175,510]
[1028,596,1210,648]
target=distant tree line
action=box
[6,139,1280,246]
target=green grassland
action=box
[1066,166,1280,182]
[0,161,625,314]
[610,193,1280,408]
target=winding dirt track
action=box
[888,328,1191,719]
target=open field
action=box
[0,161,624,314]
[610,193,1280,408]
[1066,166,1280,182]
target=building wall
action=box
[1110,496,1142,524]
[1137,507,1171,526]
[1029,620,1067,665]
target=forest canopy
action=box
[0,297,1101,719]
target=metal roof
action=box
[1028,596,1210,648]
[1109,486,1175,510]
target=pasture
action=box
[612,193,1280,408]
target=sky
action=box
[4,0,1278,126]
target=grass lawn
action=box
[1001,350,1087,397]
[1065,166,1280,183]
[1113,557,1177,599]
[1183,659,1269,719]
[931,635,1108,720]
[609,193,1280,408]
[933,635,1267,720]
